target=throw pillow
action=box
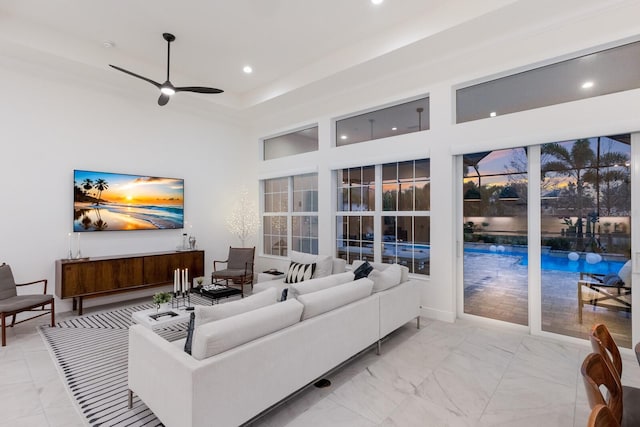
[368,264,402,292]
[290,250,333,278]
[353,261,373,280]
[184,312,196,355]
[284,261,316,284]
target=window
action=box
[336,159,430,275]
[263,173,318,256]
[263,126,318,160]
[335,97,429,146]
[456,40,640,123]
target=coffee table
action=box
[193,284,243,305]
[131,307,191,331]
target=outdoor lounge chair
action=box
[0,263,55,346]
[578,260,631,323]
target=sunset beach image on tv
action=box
[74,170,184,232]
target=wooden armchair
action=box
[0,263,55,346]
[578,260,631,323]
[211,247,255,296]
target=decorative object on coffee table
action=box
[152,292,172,312]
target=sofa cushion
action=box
[291,250,333,278]
[290,271,355,298]
[352,260,409,283]
[191,298,304,360]
[368,264,402,292]
[284,261,316,284]
[194,287,277,329]
[618,260,632,286]
[297,278,374,320]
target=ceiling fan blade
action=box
[109,65,161,89]
[175,86,224,94]
[158,93,171,106]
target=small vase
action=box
[156,302,171,312]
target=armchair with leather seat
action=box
[0,263,55,346]
[211,247,255,296]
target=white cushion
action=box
[191,298,304,360]
[368,264,402,292]
[297,278,374,320]
[352,260,409,283]
[290,271,355,298]
[618,260,632,286]
[290,250,333,278]
[194,287,277,328]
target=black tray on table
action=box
[193,282,243,304]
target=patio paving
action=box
[463,252,632,348]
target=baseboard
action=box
[420,306,455,323]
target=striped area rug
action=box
[39,294,230,427]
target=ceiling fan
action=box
[109,33,223,106]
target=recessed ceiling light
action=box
[581,81,594,89]
[243,65,253,74]
[489,111,497,117]
[340,135,348,140]
[392,127,397,131]
[371,0,384,4]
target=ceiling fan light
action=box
[160,86,175,96]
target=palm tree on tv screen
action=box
[93,179,109,206]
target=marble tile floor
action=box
[3,304,640,427]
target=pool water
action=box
[464,247,624,274]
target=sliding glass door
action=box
[462,148,528,325]
[540,135,632,347]
[459,134,635,348]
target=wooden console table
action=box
[55,250,204,315]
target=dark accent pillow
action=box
[281,288,288,301]
[284,261,316,284]
[184,312,196,355]
[603,273,624,287]
[353,261,373,280]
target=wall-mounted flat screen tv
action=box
[74,170,184,232]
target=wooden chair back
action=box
[590,323,622,378]
[581,352,623,424]
[588,404,619,427]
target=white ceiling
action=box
[0,0,519,110]
[1,0,636,115]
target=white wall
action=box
[250,2,640,323]
[0,55,254,312]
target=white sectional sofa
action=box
[128,259,421,427]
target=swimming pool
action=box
[464,247,624,274]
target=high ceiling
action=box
[0,0,519,109]
[0,0,634,113]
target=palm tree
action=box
[541,139,595,248]
[81,178,94,197]
[93,179,109,205]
